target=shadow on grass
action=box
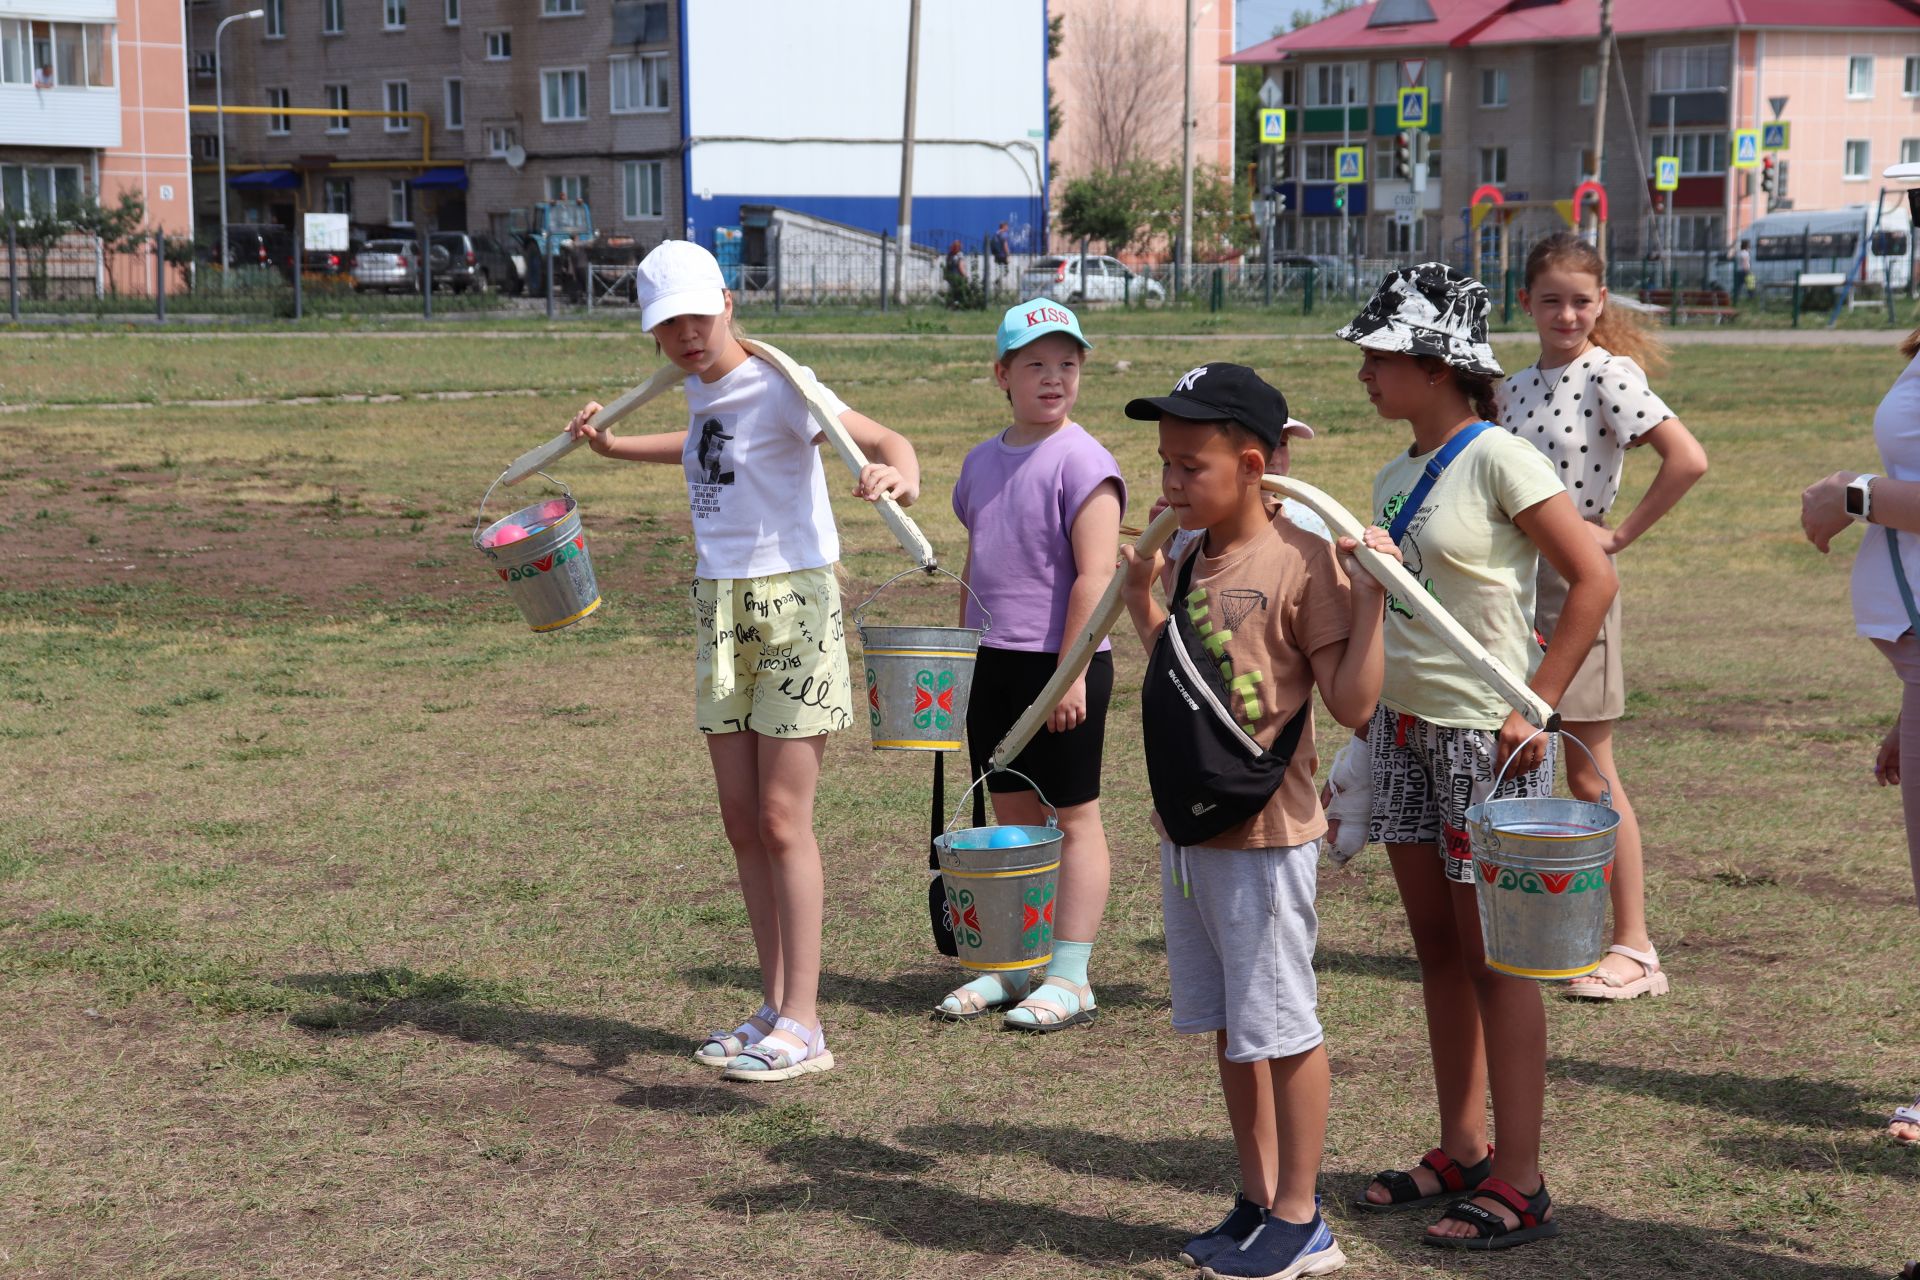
[1549,1057,1881,1128]
[706,1131,1184,1266]
[681,962,1151,1016]
[612,1083,764,1117]
[895,1120,1232,1194]
[1327,1188,1890,1280]
[1316,947,1421,982]
[280,967,692,1076]
[1707,1131,1919,1182]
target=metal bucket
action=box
[932,769,1061,974]
[1465,730,1621,982]
[856,567,990,752]
[473,472,601,633]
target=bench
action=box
[1638,287,1736,322]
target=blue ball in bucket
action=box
[986,826,1031,848]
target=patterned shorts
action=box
[691,566,853,738]
[1366,704,1556,883]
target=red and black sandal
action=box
[1352,1145,1493,1212]
[1423,1176,1560,1251]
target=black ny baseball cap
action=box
[1123,363,1303,447]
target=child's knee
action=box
[756,804,814,854]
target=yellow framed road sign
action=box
[1396,86,1429,130]
[1732,129,1760,169]
[1259,108,1287,145]
[1654,156,1680,191]
[1335,145,1365,184]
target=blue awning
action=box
[409,167,469,190]
[227,169,299,189]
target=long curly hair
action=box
[1523,233,1666,374]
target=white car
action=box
[1021,254,1165,304]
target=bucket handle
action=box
[1487,726,1613,810]
[945,766,1057,836]
[854,565,993,637]
[474,469,572,549]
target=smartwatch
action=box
[1846,473,1879,524]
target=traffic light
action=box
[1333,184,1347,211]
[1275,190,1288,213]
[1652,193,1665,214]
[1396,132,1412,178]
[1761,155,1775,195]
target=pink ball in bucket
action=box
[488,523,530,548]
[541,499,571,522]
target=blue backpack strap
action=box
[1889,525,1920,636]
[1388,420,1492,546]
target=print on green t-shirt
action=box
[1377,489,1441,621]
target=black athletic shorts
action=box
[965,645,1114,809]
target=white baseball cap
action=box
[637,239,726,331]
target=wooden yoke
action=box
[499,362,686,486]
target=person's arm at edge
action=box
[1803,471,1920,552]
[1506,491,1618,766]
[833,408,923,507]
[1607,417,1709,552]
[1048,480,1123,732]
[1119,542,1168,655]
[1308,528,1398,728]
[566,401,686,463]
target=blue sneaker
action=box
[1201,1197,1346,1280]
[1178,1194,1266,1268]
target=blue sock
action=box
[1046,938,1093,988]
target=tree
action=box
[1064,0,1182,173]
[1059,159,1253,260]
[1058,161,1157,254]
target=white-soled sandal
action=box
[723,1016,835,1083]
[1565,944,1670,1001]
[693,1003,777,1068]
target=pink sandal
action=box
[723,1016,835,1083]
[1566,944,1670,1001]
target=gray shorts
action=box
[1159,838,1324,1063]
[1365,704,1556,884]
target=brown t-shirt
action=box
[1153,520,1353,850]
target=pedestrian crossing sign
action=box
[1335,146,1365,184]
[1762,121,1790,151]
[1733,129,1760,169]
[1259,108,1287,145]
[1396,86,1429,130]
[1654,156,1680,192]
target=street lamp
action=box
[215,8,266,286]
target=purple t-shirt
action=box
[952,422,1127,652]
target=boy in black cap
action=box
[1119,363,1396,1279]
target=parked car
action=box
[1021,254,1165,304]
[352,239,421,293]
[427,231,521,294]
[199,222,293,274]
[1273,253,1354,294]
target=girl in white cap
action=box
[565,240,922,1082]
[1339,264,1616,1251]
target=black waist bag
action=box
[1144,546,1310,848]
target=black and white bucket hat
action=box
[1336,262,1503,378]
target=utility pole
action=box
[894,0,921,305]
[1180,0,1195,283]
[1587,0,1612,243]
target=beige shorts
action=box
[1534,549,1624,724]
[691,566,853,737]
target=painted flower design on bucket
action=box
[912,669,956,732]
[1479,861,1612,894]
[944,885,983,950]
[1020,879,1055,951]
[866,667,882,731]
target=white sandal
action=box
[1566,944,1670,1001]
[723,1016,836,1083]
[693,1003,776,1067]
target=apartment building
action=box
[187,0,680,243]
[2,0,191,288]
[1228,0,1920,265]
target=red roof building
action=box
[1228,0,1920,278]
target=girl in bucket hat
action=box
[563,239,924,1083]
[1338,263,1617,1250]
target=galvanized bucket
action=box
[473,472,602,633]
[1465,730,1621,982]
[932,768,1061,974]
[855,567,990,752]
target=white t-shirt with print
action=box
[1494,345,1676,520]
[682,354,848,580]
[1370,427,1566,730]
[1852,351,1920,641]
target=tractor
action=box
[511,199,646,303]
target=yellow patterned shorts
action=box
[691,566,854,737]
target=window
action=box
[1478,147,1507,184]
[1849,55,1874,98]
[323,177,352,215]
[485,29,510,59]
[1904,138,1920,166]
[484,124,517,156]
[1383,216,1426,255]
[445,0,460,24]
[192,134,217,161]
[384,80,411,130]
[444,78,463,131]
[1907,56,1920,97]
[0,19,25,83]
[1660,131,1727,176]
[542,68,588,121]
[191,50,213,80]
[384,0,407,30]
[389,179,411,225]
[1579,64,1597,105]
[544,0,583,13]
[1845,139,1871,180]
[1301,142,1340,182]
[622,160,662,219]
[323,0,344,35]
[546,174,588,202]
[82,24,109,87]
[265,0,283,38]
[325,82,349,133]
[1669,215,1723,253]
[1304,61,1362,107]
[1651,45,1729,93]
[266,86,290,134]
[610,53,669,112]
[1479,68,1508,108]
[0,163,83,216]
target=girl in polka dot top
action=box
[1497,232,1709,1003]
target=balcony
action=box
[0,82,122,148]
